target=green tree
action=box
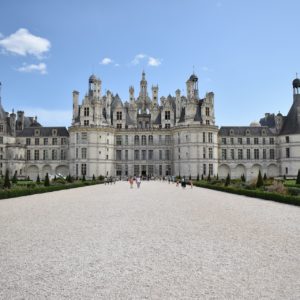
[92,174,96,181]
[196,173,199,181]
[201,174,204,180]
[82,175,86,181]
[3,169,11,189]
[207,173,211,182]
[241,174,246,182]
[256,170,264,188]
[44,173,50,186]
[296,170,300,185]
[36,174,41,183]
[216,174,219,180]
[225,173,231,186]
[263,173,267,181]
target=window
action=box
[81,132,87,143]
[203,147,206,159]
[52,138,58,145]
[141,135,147,145]
[116,135,122,145]
[84,120,89,126]
[254,149,259,159]
[238,138,242,145]
[165,124,170,128]
[203,164,207,176]
[116,164,122,176]
[209,164,213,175]
[246,138,250,145]
[165,111,170,120]
[44,138,48,145]
[148,135,153,145]
[52,129,57,136]
[231,149,234,160]
[134,165,140,176]
[286,148,290,158]
[35,138,39,145]
[76,164,79,176]
[206,120,210,125]
[26,150,31,160]
[221,138,226,145]
[270,138,274,145]
[247,149,251,160]
[61,149,66,160]
[208,133,213,143]
[142,150,146,160]
[34,129,40,136]
[134,150,139,160]
[159,135,162,144]
[270,149,275,159]
[148,165,154,175]
[247,149,251,159]
[254,138,259,145]
[134,135,139,145]
[125,150,128,160]
[84,107,89,117]
[0,137,3,144]
[61,138,66,145]
[116,124,122,129]
[209,147,213,159]
[262,138,266,145]
[205,107,210,116]
[159,165,162,176]
[165,150,170,160]
[52,149,57,160]
[76,133,79,143]
[286,136,290,143]
[203,133,206,143]
[230,138,234,145]
[238,149,243,160]
[165,135,171,145]
[116,150,122,160]
[159,150,163,160]
[125,135,128,145]
[117,111,122,120]
[0,124,3,132]
[76,148,79,159]
[125,165,128,176]
[222,149,227,160]
[148,150,153,160]
[43,150,48,160]
[26,138,31,145]
[263,149,266,159]
[81,164,87,175]
[82,148,87,159]
[286,167,288,174]
[34,150,39,160]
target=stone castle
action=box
[1,72,300,180]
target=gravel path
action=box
[0,181,300,299]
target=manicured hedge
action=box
[193,181,300,207]
[0,181,104,200]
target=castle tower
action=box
[139,71,148,99]
[89,74,101,99]
[129,86,135,102]
[186,73,199,100]
[152,85,158,103]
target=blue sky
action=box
[0,0,299,127]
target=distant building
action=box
[1,73,300,180]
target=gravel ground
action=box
[0,181,300,299]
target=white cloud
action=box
[24,108,72,127]
[148,56,162,67]
[0,28,51,58]
[100,57,113,65]
[131,53,146,65]
[17,63,47,74]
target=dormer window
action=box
[52,129,57,136]
[205,107,210,116]
[84,107,89,117]
[34,129,40,136]
[117,111,122,120]
[165,111,170,120]
[262,129,266,136]
[246,129,250,136]
[229,129,234,136]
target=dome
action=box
[189,74,198,82]
[250,121,261,127]
[89,74,97,82]
[293,78,300,88]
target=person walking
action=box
[190,179,193,188]
[136,176,141,188]
[181,176,186,188]
[129,177,134,189]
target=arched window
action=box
[141,135,147,145]
[134,135,140,145]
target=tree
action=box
[12,171,17,184]
[3,169,11,189]
[201,174,204,180]
[207,173,211,182]
[296,170,300,185]
[196,173,199,181]
[241,174,246,182]
[44,173,50,186]
[256,170,264,188]
[225,173,231,186]
[92,174,96,181]
[263,173,267,181]
[82,175,86,181]
[36,174,41,183]
[216,174,219,180]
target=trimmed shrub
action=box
[12,171,18,184]
[225,174,231,187]
[82,175,86,181]
[201,174,204,180]
[256,170,264,188]
[36,174,41,184]
[3,169,11,189]
[92,174,96,181]
[216,174,219,180]
[263,173,267,181]
[44,173,50,187]
[207,173,211,182]
[241,174,246,182]
[98,175,104,181]
[196,174,200,181]
[296,170,300,185]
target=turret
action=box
[89,74,101,99]
[9,111,16,135]
[175,89,181,122]
[293,76,300,102]
[72,90,79,123]
[129,86,135,102]
[186,73,199,100]
[152,85,158,103]
[139,71,148,99]
[16,111,24,130]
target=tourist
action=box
[129,177,134,189]
[190,179,193,188]
[181,176,186,188]
[136,176,141,188]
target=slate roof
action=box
[219,126,275,136]
[16,127,69,137]
[280,96,300,135]
[259,114,276,128]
